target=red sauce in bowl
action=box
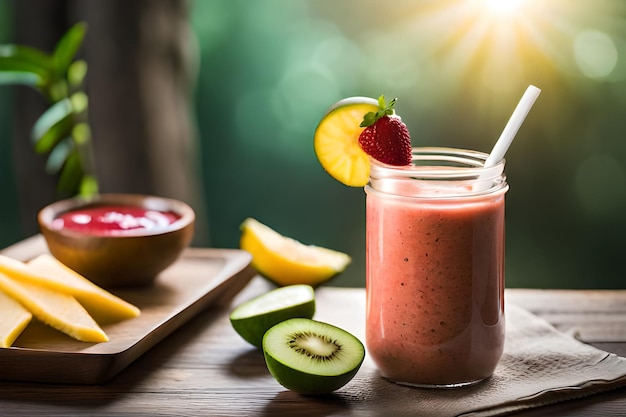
[52,205,181,236]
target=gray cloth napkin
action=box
[347,303,626,417]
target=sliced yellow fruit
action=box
[314,96,379,187]
[26,254,140,323]
[240,218,351,287]
[0,254,139,322]
[0,290,32,348]
[0,272,108,343]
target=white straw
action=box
[484,85,541,168]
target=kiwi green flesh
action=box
[262,318,365,395]
[230,285,315,348]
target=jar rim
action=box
[370,147,504,180]
[367,147,508,199]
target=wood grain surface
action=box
[0,237,625,415]
[0,236,255,384]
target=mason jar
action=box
[365,147,509,388]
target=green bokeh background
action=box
[2,0,626,289]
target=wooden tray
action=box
[0,235,256,384]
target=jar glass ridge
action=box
[367,147,508,199]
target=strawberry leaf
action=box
[359,95,397,127]
[360,111,378,127]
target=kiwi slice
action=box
[262,318,365,395]
[230,284,315,348]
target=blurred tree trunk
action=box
[12,0,64,236]
[12,0,209,246]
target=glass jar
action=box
[365,147,509,388]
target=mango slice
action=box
[0,254,139,322]
[0,272,108,343]
[0,290,32,348]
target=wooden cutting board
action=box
[0,235,256,384]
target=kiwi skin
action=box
[231,302,315,348]
[229,286,316,348]
[262,318,365,395]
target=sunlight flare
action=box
[478,0,527,17]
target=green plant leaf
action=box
[72,122,91,145]
[0,20,99,198]
[45,136,73,174]
[53,22,87,77]
[0,45,51,67]
[70,91,88,115]
[47,80,68,102]
[34,115,74,154]
[56,150,82,196]
[0,71,42,86]
[79,174,99,198]
[31,99,75,153]
[67,59,87,87]
[0,48,52,94]
[0,45,52,77]
[0,56,49,78]
[32,98,72,140]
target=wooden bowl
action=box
[37,194,195,288]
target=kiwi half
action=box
[230,284,315,348]
[262,318,365,395]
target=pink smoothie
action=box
[365,187,506,386]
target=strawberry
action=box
[358,96,412,166]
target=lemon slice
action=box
[314,96,379,187]
[240,218,351,287]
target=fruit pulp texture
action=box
[365,187,505,386]
[53,205,181,236]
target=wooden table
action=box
[1,276,625,416]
